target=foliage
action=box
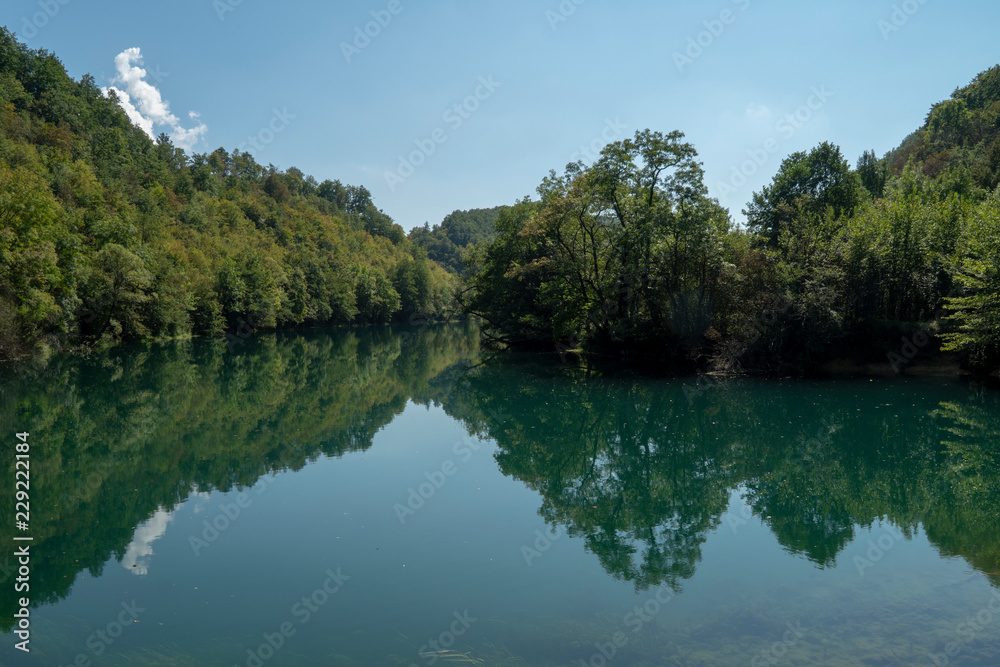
[889,65,1000,190]
[464,130,733,362]
[0,324,482,631]
[941,193,1000,368]
[408,206,503,273]
[744,141,863,246]
[0,28,457,360]
[857,149,888,199]
[3,28,999,376]
[5,325,998,632]
[442,357,1000,591]
[464,65,1000,376]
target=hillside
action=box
[887,65,1000,190]
[408,206,503,273]
[0,28,456,361]
[462,70,1000,375]
[2,28,998,375]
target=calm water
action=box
[1,324,999,666]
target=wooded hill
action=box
[2,27,999,377]
[0,28,457,361]
[408,206,502,274]
[462,67,1000,375]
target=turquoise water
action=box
[1,324,998,665]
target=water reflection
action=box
[1,325,998,638]
[441,360,1000,591]
[0,324,481,630]
[121,509,173,576]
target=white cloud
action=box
[103,47,208,152]
[121,508,174,576]
[109,87,154,137]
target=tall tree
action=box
[942,193,1000,373]
[857,149,888,199]
[746,142,863,246]
[464,129,730,354]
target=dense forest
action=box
[462,67,1000,376]
[2,26,999,377]
[408,206,502,273]
[0,28,457,361]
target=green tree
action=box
[464,129,730,355]
[0,28,457,360]
[85,243,153,341]
[746,142,863,246]
[0,162,71,354]
[857,149,888,199]
[393,253,432,318]
[461,200,550,345]
[353,265,400,324]
[941,194,1000,373]
[929,98,971,144]
[215,254,279,329]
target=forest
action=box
[2,25,999,376]
[408,206,502,274]
[0,28,457,362]
[462,67,1000,375]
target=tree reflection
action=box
[1,334,998,631]
[445,364,1000,590]
[0,324,480,630]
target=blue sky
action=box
[5,0,999,229]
